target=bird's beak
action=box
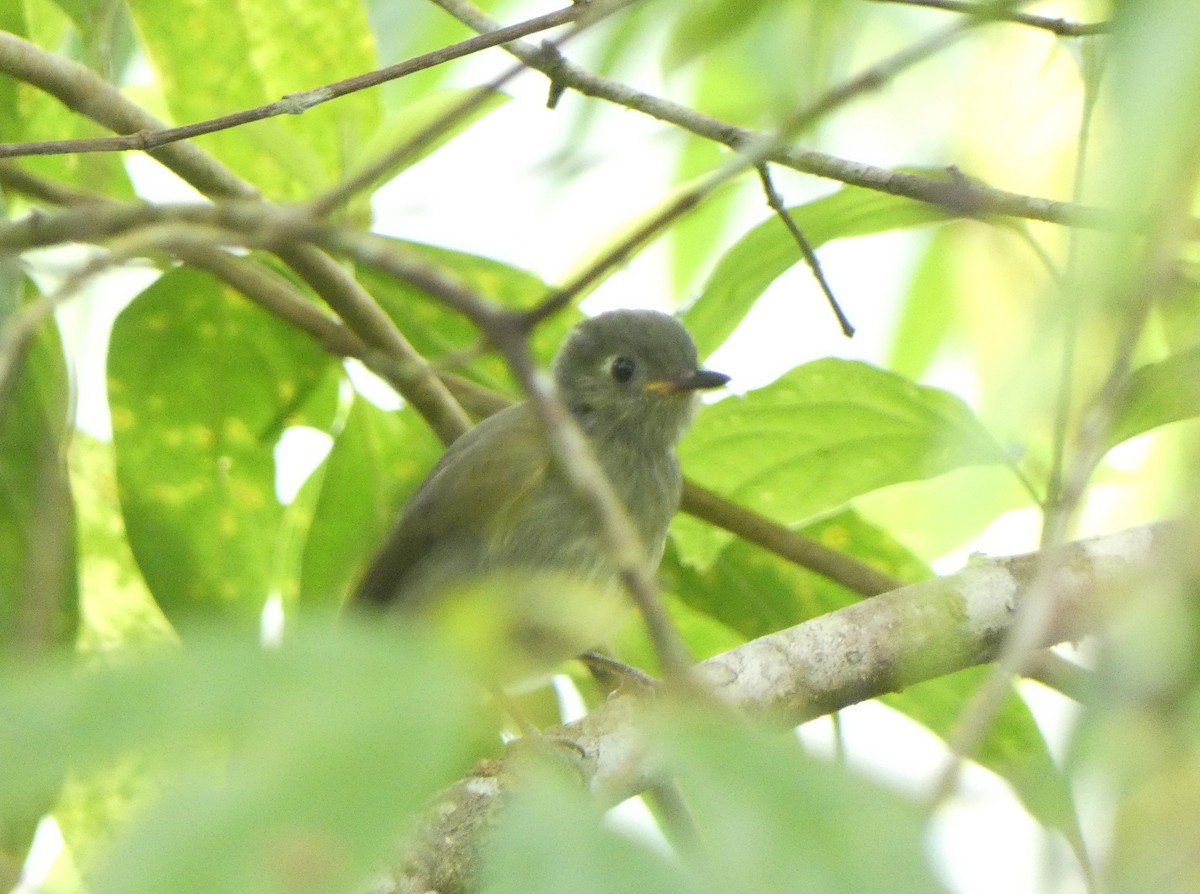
[643,368,731,395]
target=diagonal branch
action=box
[389,520,1167,894]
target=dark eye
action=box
[610,356,636,384]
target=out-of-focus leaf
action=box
[682,182,956,360]
[107,267,337,632]
[852,463,1031,564]
[611,589,746,677]
[677,359,1010,565]
[483,763,689,894]
[669,136,741,299]
[0,625,489,894]
[665,0,857,125]
[126,0,379,200]
[888,225,958,379]
[0,276,78,653]
[884,668,1087,865]
[661,707,947,894]
[298,398,442,611]
[489,703,946,894]
[663,0,774,72]
[1107,348,1200,449]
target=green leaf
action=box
[126,0,379,200]
[107,267,337,632]
[682,182,956,360]
[0,276,78,653]
[298,397,442,611]
[665,508,928,641]
[661,708,947,894]
[0,624,489,894]
[1107,347,1200,448]
[883,668,1086,864]
[663,0,773,72]
[887,225,957,379]
[0,5,134,199]
[678,359,1009,565]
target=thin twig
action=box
[431,0,1158,239]
[755,163,854,337]
[0,3,593,160]
[1044,45,1107,545]
[867,0,1110,37]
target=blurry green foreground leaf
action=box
[661,708,947,894]
[0,623,490,894]
[484,705,945,894]
[1107,347,1200,449]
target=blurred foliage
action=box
[2,0,1200,892]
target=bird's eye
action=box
[609,356,636,384]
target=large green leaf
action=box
[0,625,489,894]
[681,182,956,359]
[126,0,379,200]
[107,267,336,632]
[677,359,1010,565]
[1106,347,1200,449]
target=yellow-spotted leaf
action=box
[107,267,336,632]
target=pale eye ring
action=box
[610,356,636,383]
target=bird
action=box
[347,309,729,646]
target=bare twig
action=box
[867,0,1110,37]
[0,4,593,160]
[755,163,854,337]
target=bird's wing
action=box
[348,403,551,610]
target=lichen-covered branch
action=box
[384,521,1169,894]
